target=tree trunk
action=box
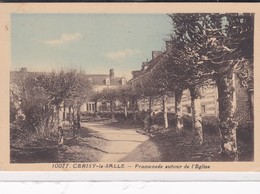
[72,106,75,121]
[162,96,168,129]
[56,105,62,127]
[44,115,50,136]
[190,86,203,144]
[68,106,72,126]
[63,103,66,122]
[149,97,154,126]
[124,103,128,119]
[175,89,183,130]
[248,91,254,121]
[76,104,81,130]
[50,107,55,130]
[44,105,50,135]
[94,101,98,117]
[110,101,115,119]
[216,72,238,161]
[132,99,137,121]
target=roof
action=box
[129,51,167,82]
[10,70,126,87]
[85,74,126,86]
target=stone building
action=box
[80,69,127,113]
[129,44,253,122]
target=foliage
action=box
[166,13,254,159]
[236,121,254,144]
[202,116,220,135]
[168,13,254,79]
[182,115,193,130]
[10,69,92,136]
[36,70,91,107]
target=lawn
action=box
[116,120,253,162]
[10,126,108,163]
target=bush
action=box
[81,112,95,118]
[202,116,220,135]
[135,111,145,121]
[182,114,193,130]
[114,111,127,120]
[149,112,176,127]
[10,123,22,141]
[95,111,112,118]
[237,121,254,144]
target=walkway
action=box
[81,122,149,162]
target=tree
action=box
[141,74,160,126]
[36,70,91,129]
[147,64,175,129]
[164,39,213,142]
[10,69,92,141]
[116,86,132,119]
[236,59,253,120]
[92,88,118,119]
[11,73,53,136]
[128,81,144,121]
[147,49,188,131]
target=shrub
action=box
[150,112,176,127]
[182,114,193,130]
[97,111,113,118]
[81,112,95,118]
[153,112,164,125]
[236,121,254,144]
[114,111,127,120]
[202,116,220,135]
[137,111,146,121]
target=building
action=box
[80,69,127,113]
[128,43,253,122]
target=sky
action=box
[11,14,172,79]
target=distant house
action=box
[81,69,127,113]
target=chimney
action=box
[132,71,139,79]
[142,62,149,70]
[109,68,114,79]
[20,67,27,73]
[152,51,163,59]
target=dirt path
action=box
[81,122,150,162]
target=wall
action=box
[137,85,218,117]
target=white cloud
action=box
[105,49,142,60]
[42,33,82,46]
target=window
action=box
[87,103,95,112]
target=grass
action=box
[106,119,143,129]
[10,126,108,163]
[117,120,253,162]
[10,119,253,163]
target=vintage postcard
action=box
[0,3,259,174]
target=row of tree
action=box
[92,13,254,161]
[143,13,254,160]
